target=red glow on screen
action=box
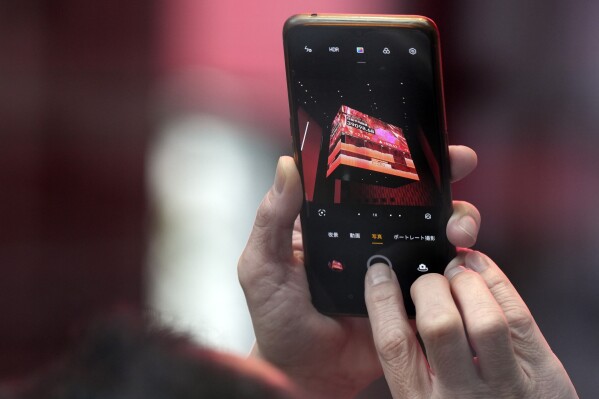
[327,105,419,184]
[328,259,344,272]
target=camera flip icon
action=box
[417,264,429,272]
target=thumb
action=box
[238,156,303,287]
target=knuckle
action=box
[418,309,463,342]
[368,282,399,307]
[485,271,512,296]
[503,304,536,341]
[468,310,509,341]
[254,192,275,229]
[376,327,412,365]
[451,268,480,289]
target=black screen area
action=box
[285,23,454,316]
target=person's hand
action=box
[238,146,480,399]
[365,250,579,398]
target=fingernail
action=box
[444,254,467,280]
[466,251,488,273]
[457,215,477,240]
[367,263,392,286]
[445,265,466,280]
[274,158,286,194]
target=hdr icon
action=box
[329,46,340,52]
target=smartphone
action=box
[283,14,454,316]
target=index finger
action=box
[364,264,430,397]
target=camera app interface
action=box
[287,25,452,314]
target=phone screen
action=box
[285,18,454,315]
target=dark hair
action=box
[9,313,297,399]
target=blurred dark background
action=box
[1,0,597,397]
[0,0,151,379]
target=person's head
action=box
[10,312,299,399]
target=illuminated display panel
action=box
[327,105,418,186]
